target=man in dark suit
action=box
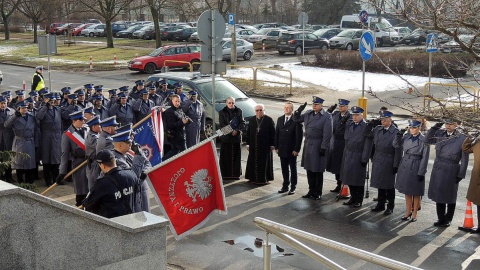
[275,102,303,195]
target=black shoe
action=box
[302,194,312,199]
[343,199,354,205]
[288,189,296,195]
[278,189,288,194]
[57,181,65,186]
[383,209,393,215]
[311,195,321,200]
[440,221,451,227]
[371,204,385,212]
[373,197,378,201]
[45,182,52,187]
[401,213,412,221]
[352,203,362,208]
[434,220,445,227]
[330,186,341,193]
[410,218,417,222]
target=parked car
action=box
[393,27,412,39]
[440,35,480,53]
[247,28,279,43]
[311,25,327,30]
[312,28,342,40]
[161,26,189,41]
[52,23,82,35]
[146,74,257,137]
[220,38,254,61]
[329,29,366,50]
[143,25,160,40]
[225,29,256,40]
[277,31,329,55]
[96,23,127,37]
[189,31,200,42]
[173,27,197,41]
[46,22,64,34]
[91,24,106,37]
[128,44,201,74]
[71,23,93,36]
[80,24,104,37]
[116,24,144,38]
[400,28,436,45]
[132,24,154,39]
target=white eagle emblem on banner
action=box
[185,169,213,202]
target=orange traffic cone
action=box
[458,201,475,232]
[338,185,351,199]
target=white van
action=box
[340,15,400,47]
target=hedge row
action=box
[310,49,476,78]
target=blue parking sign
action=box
[228,13,235,25]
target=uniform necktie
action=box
[383,128,388,134]
[353,123,359,129]
[285,116,289,125]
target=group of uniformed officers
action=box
[272,96,469,227]
[0,67,206,218]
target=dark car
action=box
[312,28,342,40]
[401,28,437,45]
[161,26,189,41]
[116,24,144,38]
[146,74,257,138]
[173,27,197,41]
[276,31,329,55]
[96,23,128,37]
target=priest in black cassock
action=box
[245,104,275,184]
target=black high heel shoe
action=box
[410,217,417,222]
[401,213,412,221]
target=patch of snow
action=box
[223,62,456,92]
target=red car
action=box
[71,23,93,36]
[46,22,64,34]
[128,44,201,74]
[54,23,82,35]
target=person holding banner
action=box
[182,90,205,148]
[56,110,89,206]
[5,101,37,184]
[219,97,245,180]
[245,104,275,185]
[112,130,152,212]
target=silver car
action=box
[221,38,254,61]
[247,27,278,43]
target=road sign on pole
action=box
[359,31,375,61]
[228,13,235,25]
[359,10,368,24]
[426,33,438,53]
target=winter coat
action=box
[340,120,372,186]
[5,112,37,169]
[370,125,402,189]
[463,137,480,205]
[36,105,62,164]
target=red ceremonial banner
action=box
[146,139,227,239]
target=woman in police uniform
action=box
[393,120,430,222]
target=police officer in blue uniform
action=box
[112,130,152,212]
[0,96,14,182]
[36,93,62,186]
[129,80,144,100]
[60,87,72,108]
[326,98,351,193]
[82,149,139,218]
[148,84,163,106]
[9,90,26,110]
[83,106,95,121]
[85,116,101,191]
[156,79,169,100]
[132,89,155,123]
[61,93,81,131]
[182,90,205,148]
[93,95,109,120]
[75,89,93,109]
[109,92,134,126]
[174,82,188,102]
[293,96,333,200]
[97,116,118,153]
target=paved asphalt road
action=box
[1,64,480,269]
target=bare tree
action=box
[18,0,54,43]
[205,0,232,17]
[78,0,134,48]
[361,0,480,131]
[0,0,21,40]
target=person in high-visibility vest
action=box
[31,66,45,92]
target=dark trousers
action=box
[349,185,365,204]
[43,164,60,185]
[2,166,13,182]
[280,156,297,190]
[164,141,186,160]
[335,174,341,187]
[76,195,87,207]
[377,188,395,210]
[306,170,323,196]
[436,203,456,222]
[16,169,35,184]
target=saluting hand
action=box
[297,102,307,113]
